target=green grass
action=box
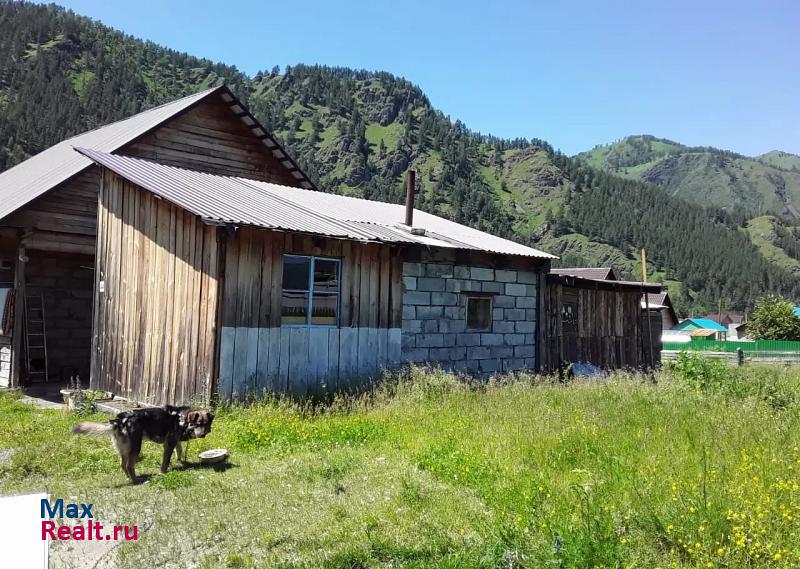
[746,216,800,275]
[365,123,404,150]
[2,366,800,567]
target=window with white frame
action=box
[281,255,341,326]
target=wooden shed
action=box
[541,273,662,372]
[0,86,555,404]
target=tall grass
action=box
[1,363,799,568]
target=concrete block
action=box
[417,334,445,347]
[516,296,536,309]
[515,321,535,334]
[503,358,527,372]
[454,266,471,279]
[457,333,481,347]
[403,348,429,362]
[403,291,431,305]
[432,292,458,306]
[481,333,504,346]
[479,359,501,373]
[440,319,466,334]
[517,272,538,284]
[445,306,466,319]
[402,305,416,320]
[490,346,514,359]
[504,333,525,346]
[471,267,494,281]
[417,277,446,292]
[524,333,535,344]
[493,295,515,308]
[402,276,418,291]
[524,357,536,369]
[403,262,423,277]
[429,347,453,361]
[467,346,491,360]
[402,319,423,333]
[402,333,416,350]
[446,279,481,293]
[450,347,466,361]
[482,281,504,294]
[525,309,537,320]
[493,321,515,334]
[416,306,444,319]
[422,320,440,333]
[492,308,504,321]
[495,269,518,283]
[424,263,455,278]
[505,283,527,296]
[505,309,526,321]
[525,284,538,297]
[514,345,535,358]
[443,334,457,347]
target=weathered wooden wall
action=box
[92,170,220,404]
[218,228,403,399]
[542,280,660,371]
[123,97,300,186]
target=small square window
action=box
[466,296,492,331]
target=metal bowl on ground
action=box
[198,448,229,465]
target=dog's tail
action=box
[73,422,113,436]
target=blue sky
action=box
[48,0,799,156]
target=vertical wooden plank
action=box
[269,232,284,328]
[267,328,281,392]
[308,327,328,397]
[349,244,361,328]
[164,204,183,403]
[378,246,390,329]
[184,216,203,402]
[368,244,380,329]
[288,327,308,397]
[89,170,108,389]
[389,250,403,329]
[377,328,388,371]
[278,328,290,393]
[339,327,356,388]
[359,245,370,328]
[200,225,220,402]
[144,194,164,402]
[339,241,352,328]
[218,231,239,399]
[387,328,402,369]
[104,174,122,395]
[327,328,340,394]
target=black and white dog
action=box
[74,406,214,483]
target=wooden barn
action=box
[541,271,663,371]
[0,86,556,403]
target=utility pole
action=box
[641,248,647,284]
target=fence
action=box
[662,339,800,365]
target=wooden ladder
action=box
[24,292,49,383]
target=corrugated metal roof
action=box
[551,267,616,280]
[0,85,316,223]
[76,148,555,258]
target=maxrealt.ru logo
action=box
[40,498,138,541]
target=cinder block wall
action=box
[401,261,537,373]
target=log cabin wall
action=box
[122,96,300,186]
[92,170,220,404]
[542,278,660,371]
[218,228,403,399]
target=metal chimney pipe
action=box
[405,170,416,226]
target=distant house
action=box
[642,292,678,330]
[672,318,728,340]
[706,313,747,340]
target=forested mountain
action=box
[577,135,800,220]
[1,1,799,315]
